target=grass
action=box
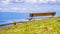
[0,17,60,34]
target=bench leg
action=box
[28,17,33,21]
[29,18,32,21]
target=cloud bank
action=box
[0,0,60,13]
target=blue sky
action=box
[0,0,60,16]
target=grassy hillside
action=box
[0,17,60,34]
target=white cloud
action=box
[0,0,60,13]
[0,8,2,10]
[24,0,49,3]
[1,0,10,3]
[10,7,27,10]
[25,0,37,3]
[22,8,27,11]
[24,0,57,4]
[10,7,20,10]
[8,7,27,13]
[0,8,9,12]
[49,0,56,2]
[0,0,59,4]
[15,0,24,2]
[38,0,48,3]
[18,7,28,13]
[0,0,10,6]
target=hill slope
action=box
[0,17,60,34]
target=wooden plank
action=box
[30,12,56,17]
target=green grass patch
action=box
[0,17,60,34]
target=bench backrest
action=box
[30,12,56,17]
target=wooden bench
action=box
[28,12,56,21]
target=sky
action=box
[0,0,60,14]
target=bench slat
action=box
[30,12,56,17]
